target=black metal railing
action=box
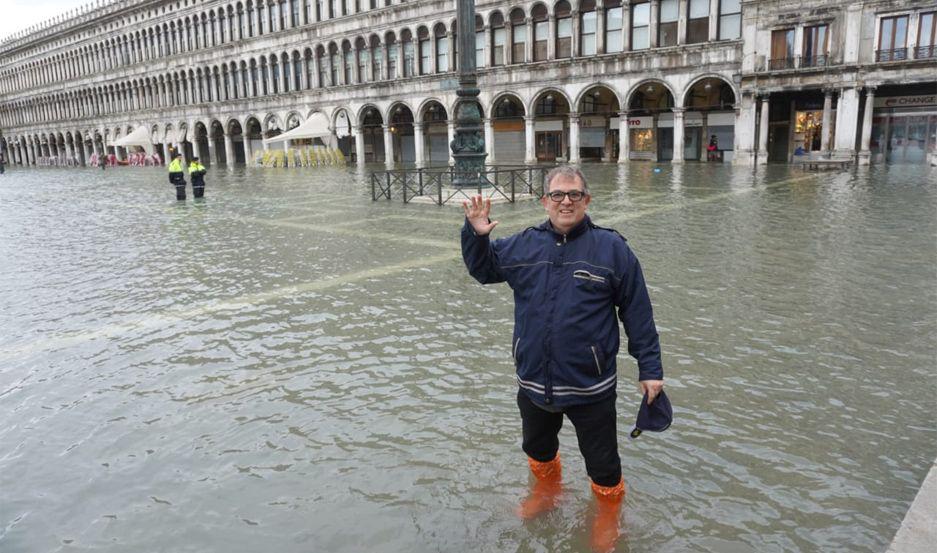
[876,48,908,62]
[915,45,936,59]
[370,165,555,205]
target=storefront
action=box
[870,93,937,164]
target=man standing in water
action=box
[461,166,664,552]
[188,157,207,199]
[168,154,186,200]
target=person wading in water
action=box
[461,166,665,552]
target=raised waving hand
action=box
[462,195,499,236]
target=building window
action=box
[403,38,415,76]
[388,44,398,79]
[631,2,650,50]
[292,0,300,26]
[271,58,279,93]
[770,28,795,69]
[605,1,623,53]
[472,16,485,69]
[877,15,908,61]
[419,29,431,74]
[330,49,339,84]
[718,0,741,40]
[372,42,383,79]
[581,0,597,55]
[532,6,547,61]
[358,48,369,82]
[317,52,327,86]
[687,0,710,44]
[556,2,572,58]
[659,0,678,47]
[511,10,526,63]
[917,12,936,59]
[435,32,448,73]
[491,14,505,66]
[344,49,353,84]
[802,24,828,67]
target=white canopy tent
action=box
[263,112,334,147]
[112,126,154,153]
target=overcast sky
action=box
[1,0,91,41]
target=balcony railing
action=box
[915,45,936,59]
[876,48,908,62]
[800,54,829,68]
[768,57,796,70]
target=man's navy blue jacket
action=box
[462,215,662,408]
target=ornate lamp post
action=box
[450,0,488,187]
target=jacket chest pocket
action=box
[571,269,611,296]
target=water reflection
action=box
[0,163,934,553]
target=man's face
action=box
[541,174,591,235]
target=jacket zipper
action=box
[591,346,603,376]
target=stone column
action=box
[223,133,234,166]
[834,87,860,159]
[677,0,688,45]
[352,47,361,84]
[413,122,425,167]
[821,89,833,154]
[649,0,659,48]
[757,95,769,165]
[506,21,514,65]
[596,4,606,54]
[618,110,630,163]
[525,19,534,62]
[525,115,536,164]
[608,5,623,52]
[397,41,405,78]
[84,140,93,165]
[569,113,580,163]
[162,142,171,163]
[858,86,875,165]
[354,125,366,165]
[243,135,252,165]
[484,118,495,164]
[571,10,581,57]
[447,31,456,71]
[383,124,394,168]
[672,107,685,163]
[709,0,720,41]
[548,15,556,59]
[447,120,456,165]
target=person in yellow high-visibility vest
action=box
[188,157,207,199]
[168,154,186,200]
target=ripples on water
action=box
[0,163,934,552]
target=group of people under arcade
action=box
[167,153,207,200]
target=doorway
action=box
[536,131,563,161]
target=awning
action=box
[264,112,333,144]
[112,126,152,147]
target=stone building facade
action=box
[0,0,934,168]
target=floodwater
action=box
[0,161,934,553]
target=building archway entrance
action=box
[360,107,385,163]
[533,91,570,161]
[627,82,675,161]
[683,77,737,162]
[390,104,415,164]
[491,95,526,163]
[420,101,449,165]
[577,86,621,161]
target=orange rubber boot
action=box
[516,455,563,520]
[590,479,625,553]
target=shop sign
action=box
[627,116,653,128]
[875,94,937,108]
[580,115,606,128]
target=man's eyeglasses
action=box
[547,190,587,202]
